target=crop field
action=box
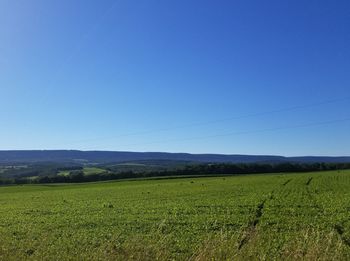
[83,167,107,176]
[57,167,106,177]
[0,170,349,260]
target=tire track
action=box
[306,177,313,186]
[238,179,292,250]
[238,198,267,250]
[334,224,350,247]
[305,177,320,210]
[282,179,292,186]
[305,177,322,212]
[304,177,347,247]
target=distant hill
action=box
[0,150,349,164]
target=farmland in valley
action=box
[0,170,349,260]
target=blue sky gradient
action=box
[1,0,350,155]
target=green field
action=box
[83,167,106,175]
[0,170,349,260]
[57,170,70,177]
[57,167,106,177]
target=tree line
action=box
[1,162,350,185]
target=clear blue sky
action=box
[1,0,350,156]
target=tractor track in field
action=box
[305,177,350,248]
[305,177,323,212]
[305,177,321,209]
[238,197,268,250]
[282,179,292,186]
[306,177,313,186]
[334,224,350,247]
[238,179,292,250]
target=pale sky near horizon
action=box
[1,0,350,156]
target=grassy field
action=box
[57,167,106,177]
[83,167,107,175]
[0,170,349,260]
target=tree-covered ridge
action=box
[1,150,350,164]
[1,162,350,185]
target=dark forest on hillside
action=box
[1,162,350,185]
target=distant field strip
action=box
[83,167,106,175]
[0,170,349,260]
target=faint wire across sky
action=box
[51,96,350,148]
[79,117,350,151]
[30,1,350,152]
